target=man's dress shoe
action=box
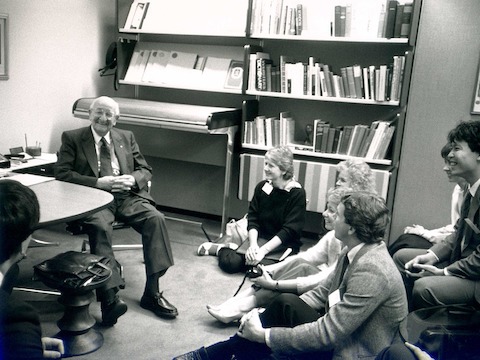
[101,298,128,326]
[140,292,178,319]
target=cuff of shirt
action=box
[444,267,451,276]
[265,328,272,348]
[427,249,440,262]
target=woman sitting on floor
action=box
[199,146,307,273]
[207,186,348,323]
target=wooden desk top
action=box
[30,179,114,227]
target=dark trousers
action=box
[81,192,174,297]
[205,294,332,360]
[388,233,431,256]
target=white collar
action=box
[469,177,480,197]
[347,243,365,263]
[90,126,111,144]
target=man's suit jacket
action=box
[55,126,154,203]
[429,186,480,300]
[269,242,408,360]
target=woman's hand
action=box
[245,245,266,266]
[41,337,64,358]
[251,265,275,289]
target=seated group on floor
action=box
[3,96,480,360]
[181,119,480,360]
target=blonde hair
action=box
[336,158,376,193]
[266,146,294,180]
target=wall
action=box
[0,0,130,155]
[390,0,480,240]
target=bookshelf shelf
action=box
[242,143,392,166]
[249,34,409,44]
[246,90,400,106]
[118,80,244,95]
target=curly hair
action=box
[0,180,40,263]
[341,192,390,244]
[326,186,352,206]
[336,159,376,193]
[266,145,294,180]
[447,120,480,155]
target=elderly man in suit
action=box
[394,120,480,310]
[55,96,177,325]
[174,191,408,360]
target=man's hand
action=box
[237,309,266,344]
[41,337,64,359]
[96,175,135,192]
[252,265,275,289]
[404,224,426,236]
[405,252,438,278]
[111,175,135,192]
[404,342,435,360]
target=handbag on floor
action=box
[34,251,112,290]
[221,214,248,246]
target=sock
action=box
[197,242,238,256]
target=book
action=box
[365,121,389,158]
[279,55,293,93]
[202,56,232,88]
[224,60,244,90]
[400,3,413,38]
[272,118,281,146]
[250,52,271,91]
[254,116,266,145]
[313,119,328,152]
[384,1,399,39]
[337,125,354,155]
[363,67,370,100]
[142,49,170,83]
[353,64,363,99]
[296,4,303,35]
[164,51,198,85]
[374,124,396,159]
[129,1,150,30]
[348,125,369,156]
[369,65,376,101]
[334,5,346,37]
[256,58,273,91]
[322,64,333,97]
[346,66,356,99]
[124,49,151,83]
[393,4,404,38]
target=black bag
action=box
[34,251,112,291]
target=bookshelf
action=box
[239,0,422,217]
[115,0,422,233]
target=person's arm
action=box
[54,131,98,188]
[269,254,398,355]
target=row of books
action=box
[124,46,243,90]
[313,120,395,159]
[334,1,413,39]
[249,0,414,39]
[243,112,296,147]
[123,1,150,30]
[248,52,406,102]
[250,0,304,36]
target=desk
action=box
[0,152,57,177]
[1,174,114,227]
[31,178,114,227]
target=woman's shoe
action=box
[207,307,244,324]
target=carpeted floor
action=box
[11,212,248,360]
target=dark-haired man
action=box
[0,180,64,359]
[394,120,480,310]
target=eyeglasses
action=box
[92,108,116,120]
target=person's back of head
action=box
[336,158,376,193]
[0,180,40,264]
[341,191,390,244]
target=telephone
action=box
[0,154,11,168]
